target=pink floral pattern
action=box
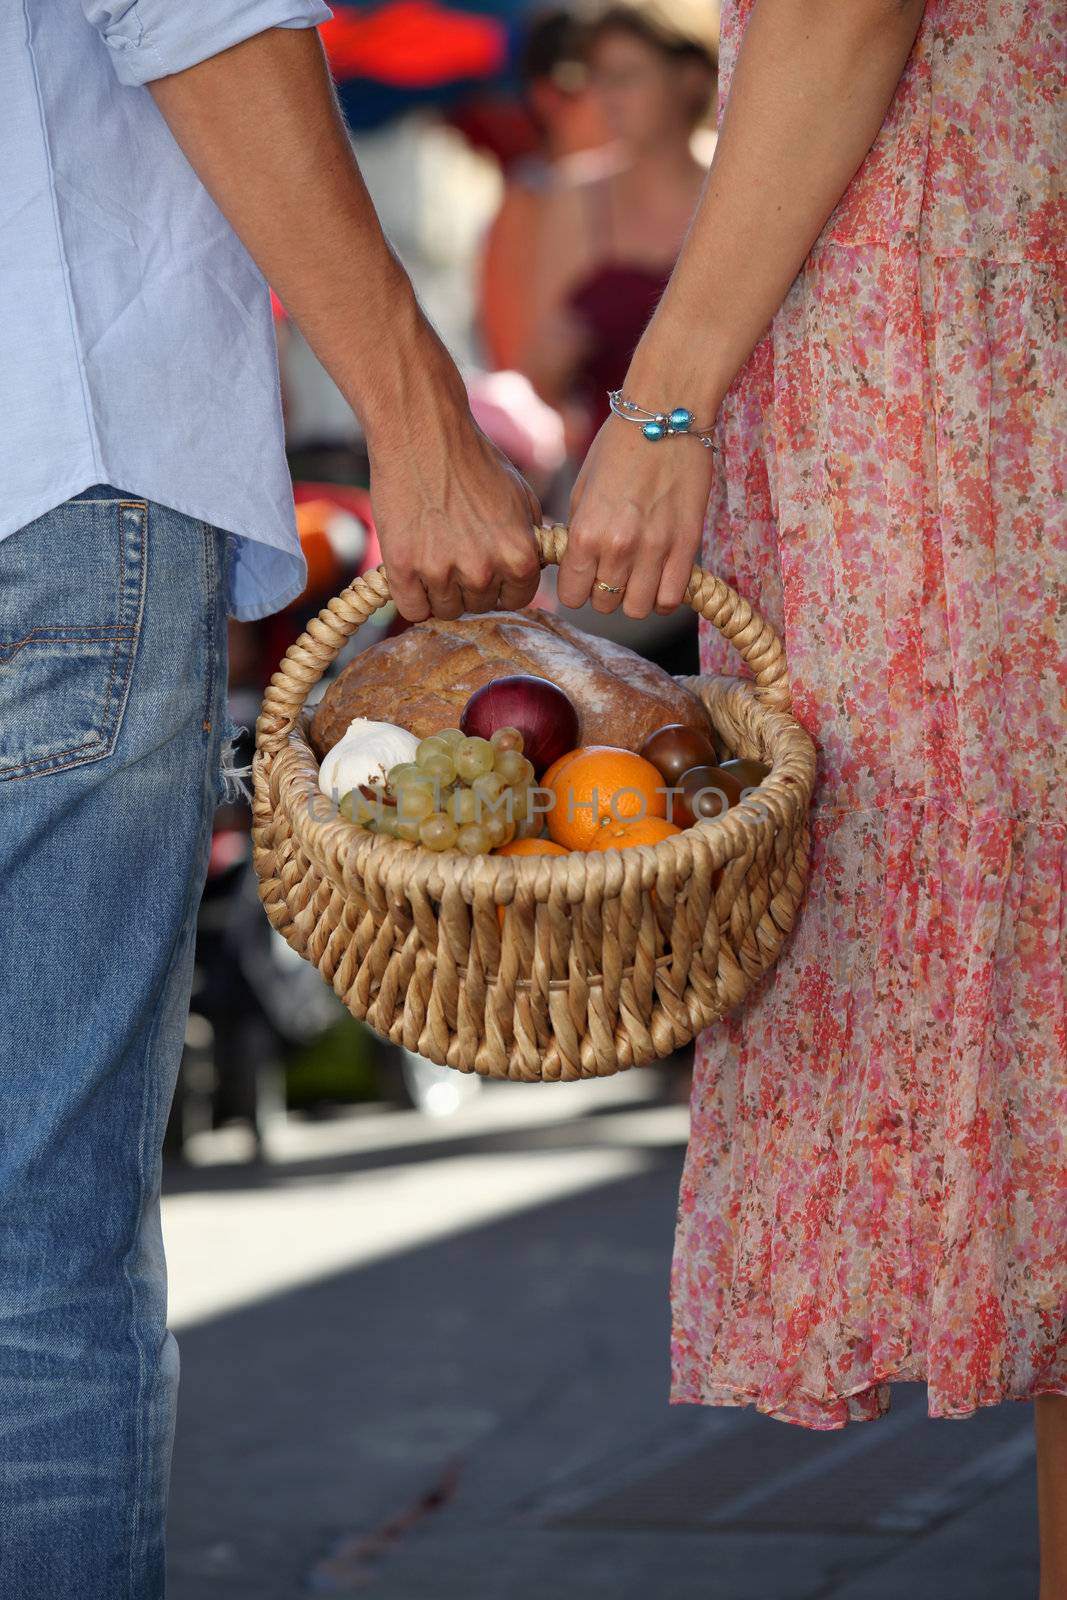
[672,0,1067,1426]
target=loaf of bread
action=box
[309,609,710,759]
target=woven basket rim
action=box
[263,675,814,907]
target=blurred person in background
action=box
[522,0,717,456]
[479,9,612,374]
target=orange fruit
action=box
[588,816,682,851]
[495,838,568,858]
[495,836,568,929]
[539,748,581,793]
[545,746,667,851]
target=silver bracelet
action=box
[608,388,716,447]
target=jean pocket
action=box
[0,497,147,781]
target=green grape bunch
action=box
[338,727,540,855]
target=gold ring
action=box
[595,580,623,594]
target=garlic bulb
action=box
[318,717,420,801]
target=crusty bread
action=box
[309,608,710,759]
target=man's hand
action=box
[558,413,713,619]
[148,28,541,616]
[370,410,542,621]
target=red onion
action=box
[460,675,580,778]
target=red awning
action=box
[321,1,508,87]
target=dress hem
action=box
[668,1375,1067,1431]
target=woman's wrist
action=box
[623,295,736,425]
[622,340,731,427]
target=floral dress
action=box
[672,0,1066,1427]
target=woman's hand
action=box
[558,412,715,619]
[546,0,928,628]
[370,409,542,623]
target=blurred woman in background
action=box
[479,10,611,374]
[522,0,717,456]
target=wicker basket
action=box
[251,524,816,1081]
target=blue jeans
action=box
[0,487,230,1597]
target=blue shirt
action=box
[5,0,332,620]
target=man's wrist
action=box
[363,350,472,461]
[340,279,472,456]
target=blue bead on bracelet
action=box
[608,391,714,448]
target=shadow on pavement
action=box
[166,1135,1038,1600]
[162,1082,688,1195]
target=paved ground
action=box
[162,1073,1040,1599]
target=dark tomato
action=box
[718,757,770,790]
[671,764,745,828]
[640,723,718,786]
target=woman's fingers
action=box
[620,538,669,619]
[654,532,701,615]
[556,531,599,610]
[561,512,643,616]
[588,534,639,614]
[563,467,641,613]
[561,518,700,621]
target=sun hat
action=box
[584,0,719,66]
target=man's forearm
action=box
[628,0,926,408]
[148,24,542,623]
[148,27,466,449]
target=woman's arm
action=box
[150,28,540,622]
[558,0,926,619]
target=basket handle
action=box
[255,522,791,759]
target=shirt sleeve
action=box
[82,0,334,88]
